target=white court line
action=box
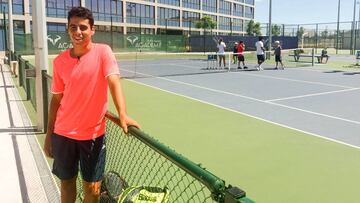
[121,62,208,69]
[293,67,337,73]
[124,74,360,150]
[290,66,353,73]
[267,88,360,102]
[231,71,355,89]
[122,68,360,126]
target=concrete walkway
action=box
[0,60,59,202]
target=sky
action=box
[255,0,357,25]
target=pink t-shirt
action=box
[51,43,120,140]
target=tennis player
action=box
[43,7,140,203]
[255,36,265,70]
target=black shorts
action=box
[275,55,282,62]
[238,55,245,61]
[51,133,106,182]
[257,54,265,62]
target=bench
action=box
[288,54,327,63]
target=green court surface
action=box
[17,55,360,203]
[110,79,360,203]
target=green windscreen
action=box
[14,32,187,55]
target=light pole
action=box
[8,0,14,58]
[268,0,272,59]
[358,1,360,29]
[352,0,356,54]
[336,0,340,54]
[2,7,8,53]
[356,1,360,51]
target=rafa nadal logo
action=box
[47,34,73,50]
[127,35,139,45]
[47,34,62,46]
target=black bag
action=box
[100,171,129,203]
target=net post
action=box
[228,52,231,71]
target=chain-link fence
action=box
[11,52,255,203]
[261,21,359,54]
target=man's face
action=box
[68,17,94,46]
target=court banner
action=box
[14,33,72,55]
[14,32,186,54]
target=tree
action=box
[297,26,305,38]
[271,24,281,36]
[196,16,216,35]
[321,29,329,38]
[246,20,261,36]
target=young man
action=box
[237,41,247,69]
[217,38,226,69]
[232,42,238,64]
[255,36,265,70]
[43,7,140,203]
[274,41,284,69]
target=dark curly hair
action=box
[67,7,94,27]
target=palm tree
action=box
[272,24,281,36]
[246,20,261,36]
[196,16,216,35]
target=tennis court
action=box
[112,53,360,203]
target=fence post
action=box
[282,24,285,36]
[17,54,22,86]
[110,15,113,49]
[311,48,315,66]
[166,19,168,52]
[355,21,358,51]
[24,61,31,100]
[42,70,48,133]
[342,30,345,50]
[315,24,318,53]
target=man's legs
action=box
[259,55,265,70]
[219,55,226,68]
[242,61,247,69]
[83,180,102,203]
[256,55,264,70]
[257,60,264,70]
[61,176,77,203]
[52,134,79,203]
[80,135,106,203]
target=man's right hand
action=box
[43,134,53,158]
